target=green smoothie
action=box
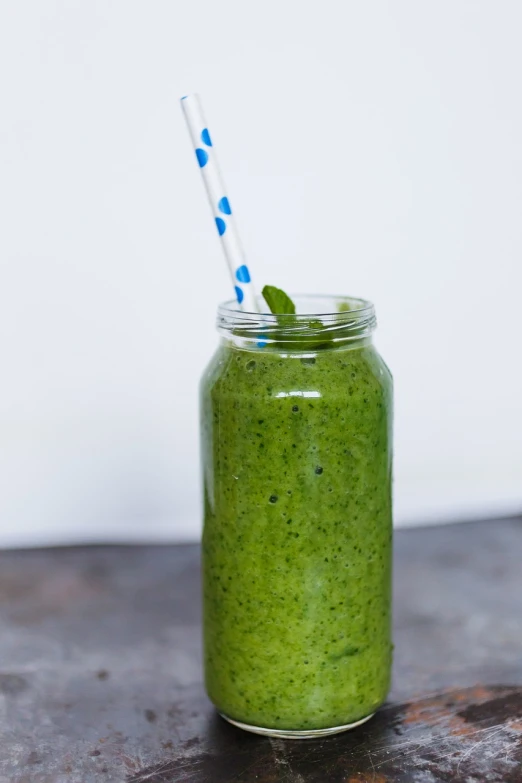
[201,298,393,734]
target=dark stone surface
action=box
[1,517,522,782]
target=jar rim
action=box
[218,294,375,323]
[217,294,376,348]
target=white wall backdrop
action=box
[0,1,521,546]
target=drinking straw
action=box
[181,94,258,312]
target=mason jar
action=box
[200,295,393,738]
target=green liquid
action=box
[201,340,393,731]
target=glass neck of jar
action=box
[216,295,377,352]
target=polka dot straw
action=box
[181,94,258,312]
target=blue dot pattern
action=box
[235,265,251,283]
[257,334,268,348]
[235,286,244,304]
[215,217,226,236]
[218,196,232,215]
[201,128,212,147]
[195,148,208,167]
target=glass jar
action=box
[200,295,393,738]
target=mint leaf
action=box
[262,285,296,315]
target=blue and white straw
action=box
[181,94,258,312]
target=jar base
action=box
[219,711,375,739]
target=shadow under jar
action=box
[200,295,393,738]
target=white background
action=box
[0,1,521,547]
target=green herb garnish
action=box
[262,285,296,315]
[237,286,363,351]
[260,286,328,349]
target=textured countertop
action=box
[1,517,521,782]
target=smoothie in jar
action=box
[201,295,393,737]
